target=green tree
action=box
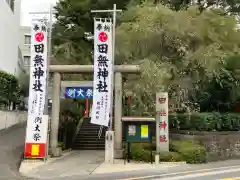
[154,0,240,13]
[18,71,29,97]
[52,0,134,66]
[52,0,240,115]
[116,4,240,115]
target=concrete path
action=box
[18,145,240,180]
[20,150,105,179]
[0,123,27,179]
[20,150,181,180]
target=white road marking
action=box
[119,165,240,180]
[154,168,240,180]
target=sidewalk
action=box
[93,159,179,174]
[20,150,104,179]
[19,150,180,179]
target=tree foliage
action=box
[116,4,240,115]
[18,71,29,97]
[154,0,240,13]
[52,0,240,116]
[52,0,132,65]
[0,70,21,106]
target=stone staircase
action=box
[72,118,108,150]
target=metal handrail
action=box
[98,125,103,139]
[72,116,86,143]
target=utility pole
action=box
[29,4,57,115]
[91,4,122,131]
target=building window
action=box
[23,56,30,66]
[24,35,31,45]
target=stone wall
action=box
[0,110,27,130]
[170,131,240,161]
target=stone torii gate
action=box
[49,64,140,157]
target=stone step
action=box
[74,143,105,147]
[75,139,105,142]
[78,132,102,136]
[80,126,107,130]
[76,139,105,143]
[73,146,105,150]
[76,136,105,141]
[82,124,104,127]
[78,129,107,134]
[73,144,105,149]
[78,130,99,134]
[72,118,107,150]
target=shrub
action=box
[158,151,183,162]
[131,140,207,164]
[169,113,240,131]
[131,143,153,162]
[170,140,207,163]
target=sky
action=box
[21,0,59,26]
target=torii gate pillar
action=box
[114,72,123,158]
[50,72,61,156]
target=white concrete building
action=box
[19,26,31,73]
[0,0,24,76]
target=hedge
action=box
[0,70,21,104]
[169,113,240,131]
[131,140,207,164]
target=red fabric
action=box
[24,143,46,158]
[127,96,132,105]
[84,99,89,117]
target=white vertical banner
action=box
[156,92,169,152]
[91,19,113,127]
[24,20,49,158]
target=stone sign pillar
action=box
[156,92,169,153]
[105,131,114,164]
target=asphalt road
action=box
[2,123,240,180]
[76,164,240,180]
[52,161,240,180]
[0,123,28,180]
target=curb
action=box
[62,148,72,153]
[159,161,187,164]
